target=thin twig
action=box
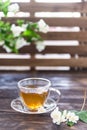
[80,89,87,111]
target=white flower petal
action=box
[66,111,79,123]
[50,107,66,125]
[63,110,67,117]
[22,24,28,31]
[11,24,24,37]
[35,41,45,52]
[0,41,4,46]
[3,45,12,53]
[16,38,30,49]
[38,19,49,33]
[8,3,20,13]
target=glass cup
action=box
[18,78,61,112]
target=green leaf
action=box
[30,23,38,29]
[67,121,74,127]
[17,20,24,26]
[23,29,41,40]
[76,111,87,123]
[27,22,38,30]
[0,0,10,16]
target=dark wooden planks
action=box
[15,2,87,13]
[40,32,87,41]
[1,58,87,67]
[2,18,87,27]
[18,45,87,55]
[0,72,87,130]
[1,31,87,41]
[1,45,87,55]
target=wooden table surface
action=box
[0,71,87,130]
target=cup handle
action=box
[48,87,61,105]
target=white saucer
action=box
[11,97,57,114]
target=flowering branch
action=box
[50,88,87,127]
[50,107,79,127]
[0,0,49,53]
[0,0,19,17]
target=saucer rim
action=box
[11,97,57,114]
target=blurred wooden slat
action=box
[1,58,87,67]
[18,45,87,55]
[16,2,87,13]
[1,45,87,55]
[2,17,87,27]
[1,31,87,41]
[41,32,87,41]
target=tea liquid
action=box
[20,85,48,110]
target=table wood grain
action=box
[0,71,87,130]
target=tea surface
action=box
[20,85,48,110]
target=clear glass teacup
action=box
[18,78,61,112]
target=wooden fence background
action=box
[0,0,87,71]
